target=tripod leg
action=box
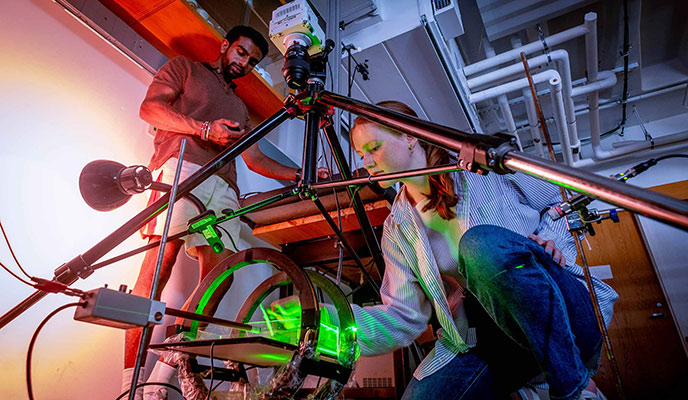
[310,197,380,293]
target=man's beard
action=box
[222,61,244,82]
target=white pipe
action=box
[467,50,571,90]
[584,12,612,160]
[469,69,560,103]
[469,70,573,163]
[549,77,574,165]
[571,70,618,97]
[467,49,582,159]
[463,24,590,77]
[483,37,524,151]
[572,131,688,167]
[522,89,546,158]
[498,95,524,150]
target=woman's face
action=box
[351,122,416,188]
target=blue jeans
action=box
[402,225,602,400]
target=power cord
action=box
[0,218,33,279]
[27,302,86,400]
[206,342,216,400]
[0,259,34,287]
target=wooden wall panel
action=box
[578,181,688,399]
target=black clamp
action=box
[54,254,93,281]
[460,133,517,175]
[283,93,302,118]
[296,90,335,116]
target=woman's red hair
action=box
[352,100,458,220]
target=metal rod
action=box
[129,139,187,400]
[94,189,300,272]
[574,235,626,400]
[311,164,461,191]
[165,307,258,333]
[318,91,505,151]
[150,140,186,299]
[91,232,188,271]
[503,151,688,231]
[520,53,626,398]
[302,108,322,186]
[520,52,557,162]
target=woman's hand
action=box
[527,234,566,267]
[441,274,465,318]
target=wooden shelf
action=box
[252,200,391,247]
[100,0,284,120]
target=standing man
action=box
[122,26,324,399]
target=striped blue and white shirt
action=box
[350,171,618,380]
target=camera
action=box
[269,0,326,89]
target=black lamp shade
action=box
[79,160,132,211]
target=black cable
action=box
[654,154,688,162]
[0,218,33,279]
[115,382,186,400]
[619,0,630,136]
[27,302,86,400]
[598,0,631,138]
[0,259,34,287]
[217,225,240,253]
[206,341,216,400]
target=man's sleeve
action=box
[347,220,433,356]
[149,56,190,96]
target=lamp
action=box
[79,160,152,211]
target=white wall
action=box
[0,1,276,399]
[0,1,154,398]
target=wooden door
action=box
[579,181,688,399]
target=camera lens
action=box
[282,43,310,90]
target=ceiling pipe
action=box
[468,69,574,164]
[468,49,582,160]
[572,131,688,168]
[463,21,590,77]
[583,12,612,160]
[549,76,574,165]
[483,37,523,150]
[571,70,618,97]
[522,89,546,158]
[498,95,524,150]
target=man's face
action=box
[221,36,263,80]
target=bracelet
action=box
[200,121,210,141]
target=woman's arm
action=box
[349,221,433,356]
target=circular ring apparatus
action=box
[172,248,358,399]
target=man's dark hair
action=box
[225,26,269,60]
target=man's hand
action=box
[207,118,244,146]
[316,167,330,180]
[527,234,566,267]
